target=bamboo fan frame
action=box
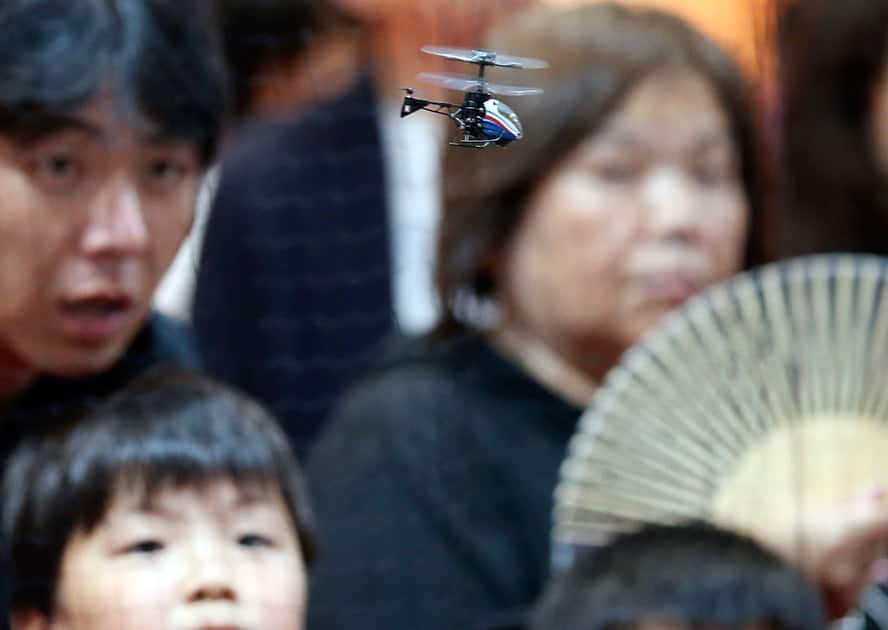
[554,254,888,551]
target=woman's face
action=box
[499,68,749,359]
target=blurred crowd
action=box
[2,1,888,630]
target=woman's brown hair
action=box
[434,3,774,335]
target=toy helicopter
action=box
[401,45,548,148]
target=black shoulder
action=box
[307,334,495,475]
[145,313,200,369]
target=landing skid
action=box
[449,131,506,149]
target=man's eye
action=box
[238,534,273,548]
[34,154,79,180]
[123,539,165,554]
[44,155,74,174]
[147,159,182,181]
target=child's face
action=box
[35,479,306,630]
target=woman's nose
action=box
[643,167,702,242]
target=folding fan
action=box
[554,254,888,553]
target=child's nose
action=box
[184,547,238,603]
[188,579,236,603]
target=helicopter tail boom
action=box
[401,89,462,119]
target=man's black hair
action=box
[0,0,229,162]
[2,366,315,616]
[531,523,826,630]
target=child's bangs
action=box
[104,434,288,513]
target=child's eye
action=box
[123,539,165,554]
[238,534,273,548]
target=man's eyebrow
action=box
[9,113,103,146]
[138,129,199,149]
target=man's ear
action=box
[11,608,52,630]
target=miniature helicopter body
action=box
[401,46,548,148]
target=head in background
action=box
[779,0,888,256]
[531,523,826,630]
[335,0,534,94]
[3,367,314,630]
[435,3,772,402]
[213,0,355,118]
[0,0,228,395]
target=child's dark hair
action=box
[0,0,229,163]
[532,523,826,630]
[2,366,315,616]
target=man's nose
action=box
[81,179,149,257]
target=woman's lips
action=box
[640,271,704,304]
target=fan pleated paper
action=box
[554,254,888,551]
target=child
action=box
[531,523,826,630]
[3,367,315,630]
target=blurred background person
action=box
[152,0,349,324]
[190,0,532,457]
[778,0,888,258]
[546,0,780,85]
[777,3,888,627]
[306,4,773,629]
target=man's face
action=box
[0,98,201,389]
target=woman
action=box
[306,4,772,629]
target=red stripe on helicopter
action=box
[484,112,514,135]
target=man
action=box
[0,2,227,626]
[0,0,227,465]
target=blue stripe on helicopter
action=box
[482,114,518,141]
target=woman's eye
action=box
[123,539,165,554]
[593,161,642,183]
[692,163,732,187]
[238,534,273,548]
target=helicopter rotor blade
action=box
[482,52,549,70]
[417,72,543,96]
[420,45,548,70]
